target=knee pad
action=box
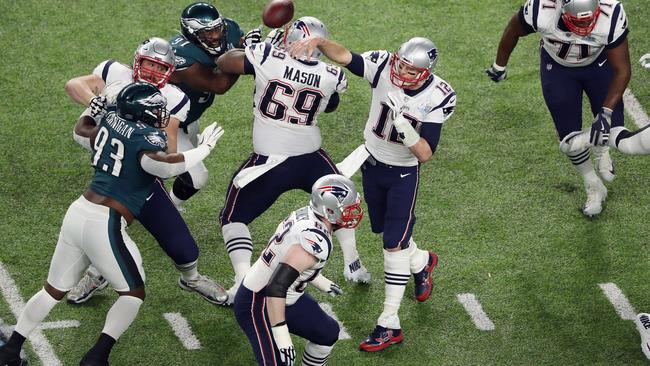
[559,131,587,155]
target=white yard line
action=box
[599,283,637,320]
[318,303,351,340]
[623,89,650,128]
[0,261,62,365]
[163,312,202,350]
[457,293,495,331]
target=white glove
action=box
[310,274,343,297]
[244,27,262,47]
[640,53,650,69]
[271,323,295,366]
[386,92,406,119]
[266,28,285,47]
[393,115,420,147]
[89,95,108,119]
[197,122,225,151]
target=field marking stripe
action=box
[0,261,61,365]
[37,320,80,330]
[163,312,201,350]
[457,293,495,331]
[599,282,637,320]
[318,302,351,340]
[623,89,650,128]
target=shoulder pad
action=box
[362,50,390,64]
[298,227,332,262]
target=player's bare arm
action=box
[603,38,631,110]
[169,62,239,95]
[494,13,530,68]
[289,37,352,66]
[215,49,246,74]
[164,117,180,153]
[65,74,106,105]
[74,115,100,144]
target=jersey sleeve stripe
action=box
[370,55,389,88]
[170,95,190,115]
[101,60,115,82]
[518,7,536,34]
[532,0,540,31]
[431,92,457,112]
[260,42,272,65]
[336,68,346,88]
[305,228,332,260]
[607,3,622,44]
[606,28,628,49]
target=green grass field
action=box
[1,1,650,365]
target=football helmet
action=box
[310,174,363,229]
[284,16,329,60]
[180,2,227,55]
[116,82,170,128]
[132,37,175,88]
[390,37,438,89]
[561,0,601,37]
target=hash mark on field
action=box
[163,312,201,350]
[0,261,61,365]
[318,303,351,340]
[599,283,637,320]
[623,89,650,128]
[457,293,495,331]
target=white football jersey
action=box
[244,42,348,156]
[90,60,190,123]
[522,0,628,67]
[242,206,333,306]
[359,50,456,166]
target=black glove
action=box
[590,107,612,146]
[244,28,262,47]
[485,63,507,82]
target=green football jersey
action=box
[89,111,167,216]
[170,18,244,127]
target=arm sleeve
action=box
[419,122,442,154]
[140,153,187,178]
[345,53,365,77]
[324,93,340,113]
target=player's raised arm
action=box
[289,36,352,66]
[65,74,106,106]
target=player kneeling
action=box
[0,82,223,366]
[233,174,363,365]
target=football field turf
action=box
[1,1,650,365]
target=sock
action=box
[567,148,594,177]
[611,126,650,155]
[377,249,410,329]
[101,295,143,341]
[176,260,199,282]
[222,223,253,283]
[84,333,116,361]
[334,228,360,265]
[407,238,429,274]
[14,288,59,337]
[5,331,26,350]
[302,342,334,366]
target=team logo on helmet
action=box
[427,48,438,62]
[294,20,311,36]
[318,185,349,203]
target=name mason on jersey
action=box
[105,113,135,139]
[283,66,321,88]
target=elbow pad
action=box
[266,263,300,298]
[140,154,187,179]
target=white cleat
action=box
[178,275,228,305]
[343,258,371,283]
[635,313,650,361]
[593,146,615,183]
[582,177,607,217]
[224,282,240,306]
[67,273,108,305]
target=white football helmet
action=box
[561,0,600,36]
[310,174,363,229]
[284,16,329,60]
[390,37,438,89]
[132,37,175,88]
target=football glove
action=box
[393,115,420,147]
[266,28,285,47]
[310,274,343,297]
[589,107,612,146]
[386,92,406,119]
[89,95,108,119]
[485,63,507,82]
[198,122,225,151]
[244,27,262,47]
[640,53,650,69]
[271,323,295,366]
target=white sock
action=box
[222,222,253,282]
[408,238,429,274]
[377,249,410,329]
[334,228,360,265]
[14,289,59,337]
[176,260,199,281]
[302,342,334,366]
[611,126,650,155]
[102,295,143,340]
[169,190,186,208]
[567,148,595,177]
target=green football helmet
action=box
[116,82,169,128]
[180,2,227,55]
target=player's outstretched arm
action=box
[73,115,100,150]
[215,49,247,75]
[289,37,352,66]
[170,63,239,95]
[65,74,105,106]
[603,39,631,110]
[486,12,530,82]
[140,122,224,178]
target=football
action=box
[262,0,294,28]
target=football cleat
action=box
[343,258,372,283]
[635,313,650,361]
[359,325,404,352]
[413,251,438,302]
[67,273,109,305]
[178,275,228,305]
[79,352,109,366]
[582,177,607,217]
[593,146,615,183]
[0,345,22,366]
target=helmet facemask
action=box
[133,57,174,89]
[337,197,364,229]
[143,105,170,129]
[561,0,601,37]
[390,54,431,89]
[181,15,226,55]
